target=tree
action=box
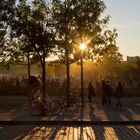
[100,29,123,64]
[0,0,16,67]
[52,0,108,106]
[10,0,55,96]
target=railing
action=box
[0,121,140,126]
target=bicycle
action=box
[60,93,81,109]
[28,88,62,116]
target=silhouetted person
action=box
[115,81,123,108]
[106,80,112,106]
[28,75,45,115]
[28,76,42,104]
[101,80,107,106]
[87,82,95,103]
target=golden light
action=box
[80,43,86,50]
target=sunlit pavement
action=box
[0,125,140,140]
[0,96,140,139]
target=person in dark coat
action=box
[115,81,123,108]
[87,82,95,103]
[101,80,107,106]
[106,80,112,106]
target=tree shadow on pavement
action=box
[101,101,140,140]
[89,106,106,140]
[131,103,140,115]
[0,125,35,140]
[112,125,140,140]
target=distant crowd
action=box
[0,75,138,100]
[0,76,28,88]
[88,80,123,108]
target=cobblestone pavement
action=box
[0,125,140,140]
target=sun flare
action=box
[80,43,86,50]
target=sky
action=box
[103,0,140,59]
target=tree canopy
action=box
[0,0,123,103]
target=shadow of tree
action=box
[100,100,140,140]
[89,107,105,140]
[112,125,140,140]
[0,125,35,140]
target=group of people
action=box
[29,75,123,109]
[0,76,28,88]
[88,80,123,108]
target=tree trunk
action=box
[65,0,70,107]
[27,52,30,79]
[66,52,70,107]
[42,50,46,98]
[80,56,84,104]
[40,49,46,115]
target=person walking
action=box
[28,75,45,115]
[106,80,112,106]
[101,80,107,106]
[87,82,95,103]
[115,81,123,108]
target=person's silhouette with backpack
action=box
[87,82,95,103]
[101,80,107,106]
[115,81,123,108]
[106,80,112,106]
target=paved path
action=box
[0,96,140,121]
[0,96,140,139]
[0,125,140,140]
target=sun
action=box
[80,43,86,50]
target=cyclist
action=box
[87,82,95,103]
[28,76,43,109]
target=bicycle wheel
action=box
[45,101,62,116]
[70,94,81,108]
[60,96,67,108]
[29,101,43,116]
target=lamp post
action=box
[80,43,86,105]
